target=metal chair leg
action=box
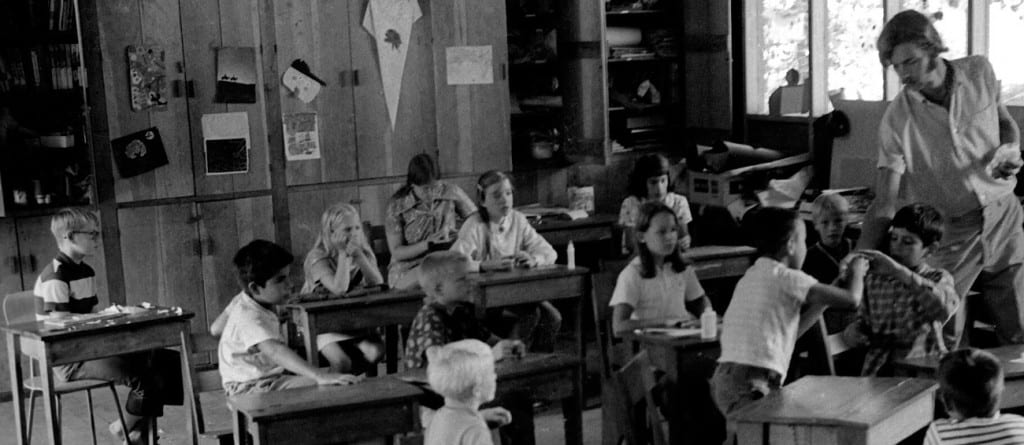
[27,390,36,445]
[109,383,129,445]
[87,389,97,445]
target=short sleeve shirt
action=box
[719,257,818,380]
[424,406,493,445]
[403,302,491,369]
[218,291,285,387]
[33,252,98,318]
[878,56,1017,218]
[609,257,705,323]
[385,181,477,285]
[618,193,694,228]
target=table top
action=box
[0,308,194,340]
[282,288,424,313]
[732,376,937,427]
[228,376,423,420]
[620,325,720,350]
[895,344,1024,379]
[530,214,617,232]
[470,264,589,286]
[396,352,580,385]
[681,245,757,261]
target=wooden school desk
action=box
[398,352,583,445]
[2,309,198,445]
[531,213,617,247]
[228,376,422,445]
[894,344,1024,409]
[282,288,423,373]
[622,327,721,445]
[681,245,757,281]
[733,376,937,445]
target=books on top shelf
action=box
[0,44,82,93]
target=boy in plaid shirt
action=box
[842,203,959,375]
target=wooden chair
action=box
[592,258,632,445]
[613,350,668,445]
[363,221,391,280]
[187,333,233,445]
[3,290,128,445]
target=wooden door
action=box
[180,0,271,196]
[684,0,732,131]
[197,196,275,329]
[275,0,358,186]
[118,204,206,332]
[431,0,511,174]
[286,186,360,285]
[16,214,110,308]
[349,0,438,179]
[98,0,195,202]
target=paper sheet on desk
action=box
[756,165,812,208]
[1011,357,1024,364]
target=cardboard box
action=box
[687,153,811,207]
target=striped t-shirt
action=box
[718,257,817,381]
[33,252,98,318]
[924,413,1024,445]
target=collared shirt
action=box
[385,181,477,286]
[609,256,705,323]
[403,301,492,369]
[719,257,818,381]
[854,263,958,376]
[878,56,1018,218]
[218,291,286,388]
[451,210,557,265]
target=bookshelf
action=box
[0,0,93,217]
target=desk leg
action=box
[385,325,399,374]
[179,324,199,445]
[562,366,584,445]
[233,410,248,445]
[300,313,318,366]
[7,333,27,445]
[37,350,60,445]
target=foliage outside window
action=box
[826,0,884,101]
[989,0,1024,105]
[751,0,808,115]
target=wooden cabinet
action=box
[93,0,270,202]
[118,196,275,333]
[274,0,443,184]
[432,0,511,174]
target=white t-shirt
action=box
[218,291,286,387]
[609,256,705,323]
[719,257,817,380]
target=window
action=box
[989,0,1024,105]
[748,0,809,115]
[826,0,884,101]
[898,0,968,59]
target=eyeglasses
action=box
[72,230,100,240]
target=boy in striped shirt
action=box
[925,348,1024,444]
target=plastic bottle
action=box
[566,241,576,270]
[700,306,717,339]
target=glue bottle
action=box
[700,306,717,339]
[566,241,576,270]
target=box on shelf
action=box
[687,153,811,207]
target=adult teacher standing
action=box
[385,153,477,289]
[859,10,1024,346]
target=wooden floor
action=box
[0,386,603,445]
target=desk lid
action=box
[396,352,580,385]
[895,344,1024,378]
[732,376,937,427]
[2,308,194,339]
[228,377,423,420]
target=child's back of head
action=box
[233,239,294,293]
[743,206,802,259]
[418,250,471,301]
[891,203,944,248]
[426,339,496,404]
[939,348,1003,419]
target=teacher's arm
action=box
[857,168,901,250]
[998,103,1021,148]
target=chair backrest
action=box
[363,221,391,277]
[4,290,37,326]
[614,350,668,445]
[592,258,629,380]
[792,317,846,379]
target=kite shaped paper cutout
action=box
[362,0,422,130]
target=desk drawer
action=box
[483,275,586,307]
[497,367,577,401]
[692,256,751,281]
[44,322,184,365]
[540,226,612,246]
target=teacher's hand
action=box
[991,143,1023,180]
